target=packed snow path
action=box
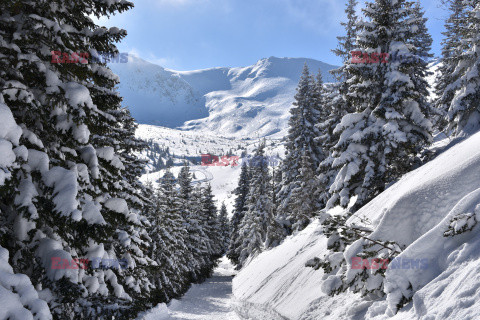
[140,257,240,320]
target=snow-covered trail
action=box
[140,257,241,320]
[167,276,240,320]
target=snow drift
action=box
[233,132,480,320]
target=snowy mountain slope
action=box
[136,124,284,215]
[233,131,480,320]
[111,57,338,138]
[140,164,242,216]
[110,56,208,127]
[136,125,245,163]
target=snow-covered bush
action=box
[443,212,478,237]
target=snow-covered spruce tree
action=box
[434,0,470,131]
[409,1,435,120]
[316,82,345,204]
[410,1,434,61]
[218,202,230,254]
[327,0,432,212]
[327,0,358,107]
[287,147,320,231]
[276,64,324,234]
[191,184,216,279]
[177,163,210,282]
[313,2,433,305]
[116,107,149,187]
[177,163,200,279]
[314,72,343,207]
[227,162,250,265]
[329,0,358,98]
[265,165,288,249]
[331,0,359,80]
[148,169,191,302]
[200,184,223,262]
[317,0,359,204]
[443,1,480,137]
[0,0,160,318]
[237,141,272,268]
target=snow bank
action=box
[233,132,480,320]
[136,303,170,320]
[347,131,480,246]
[233,221,330,319]
[384,188,480,317]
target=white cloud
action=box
[148,56,177,67]
[127,48,177,68]
[280,0,345,34]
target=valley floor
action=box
[139,257,240,320]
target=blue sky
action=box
[98,0,449,70]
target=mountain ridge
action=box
[110,56,338,138]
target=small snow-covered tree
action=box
[410,1,434,61]
[316,82,346,204]
[218,202,230,254]
[192,185,213,279]
[409,1,435,119]
[265,166,288,248]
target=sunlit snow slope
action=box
[233,132,480,320]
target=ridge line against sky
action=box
[97,0,447,71]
